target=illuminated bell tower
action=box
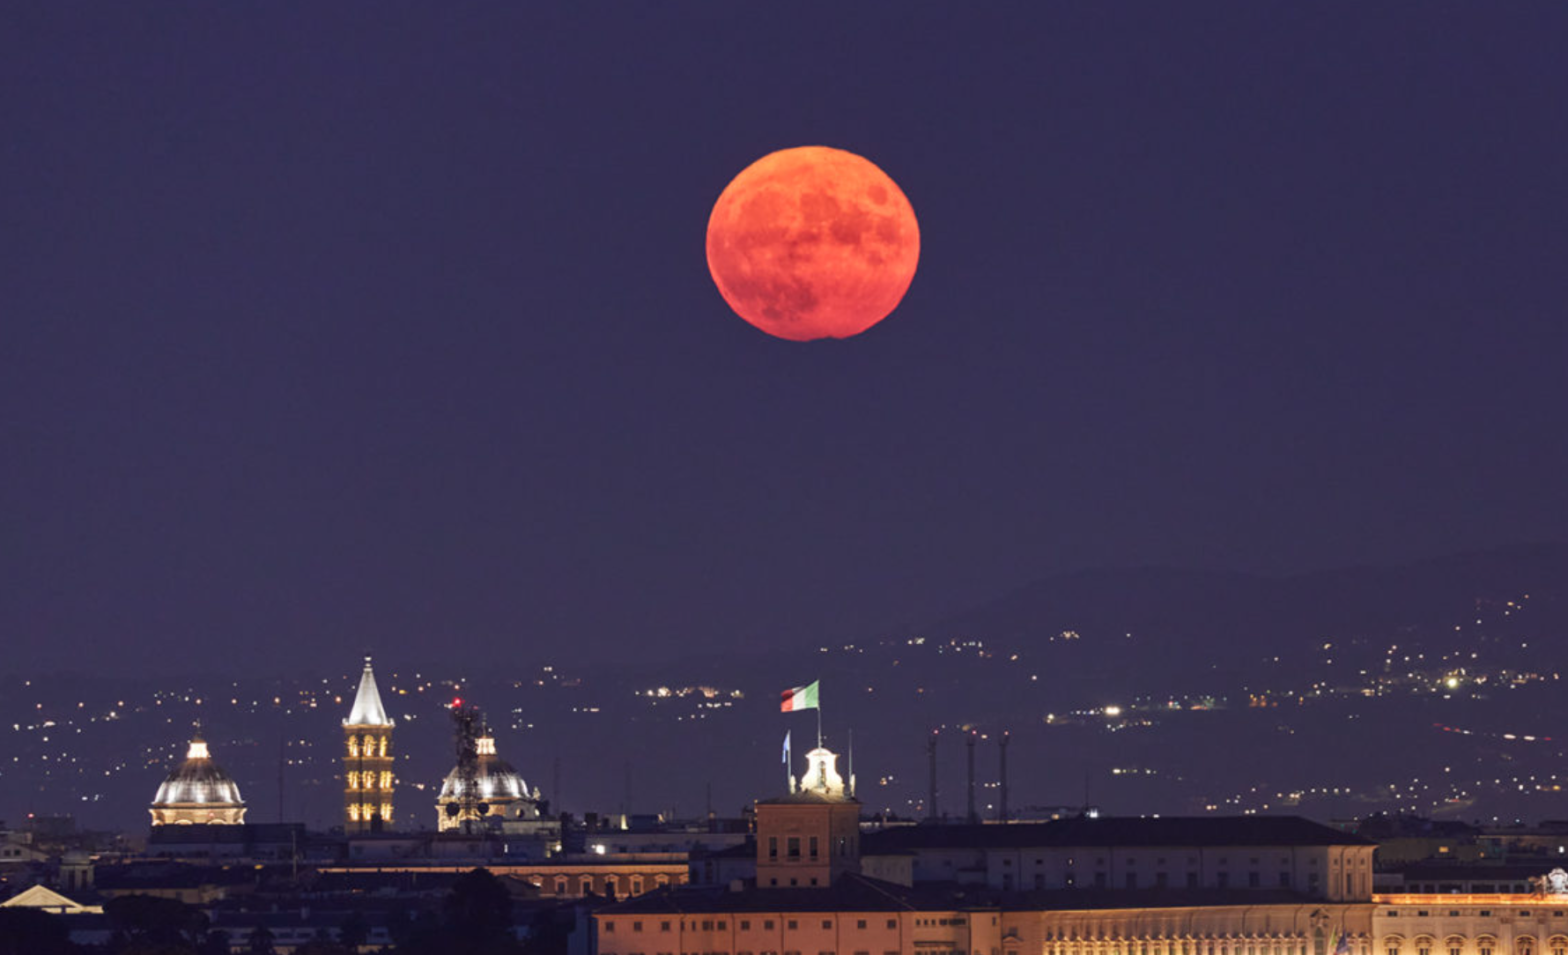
[343,657,395,833]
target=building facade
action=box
[594,747,1378,955]
[1374,873,1568,955]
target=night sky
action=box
[5,4,1566,678]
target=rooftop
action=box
[863,816,1373,852]
[599,875,1332,916]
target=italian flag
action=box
[780,680,820,713]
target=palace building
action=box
[1372,872,1568,955]
[343,657,396,833]
[593,746,1377,955]
[149,730,247,826]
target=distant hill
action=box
[903,542,1568,697]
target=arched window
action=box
[632,876,645,895]
[555,877,567,895]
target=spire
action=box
[186,721,209,759]
[344,657,394,727]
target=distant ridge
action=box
[901,542,1568,693]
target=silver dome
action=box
[439,736,529,802]
[152,737,245,809]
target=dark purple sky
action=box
[4,4,1565,677]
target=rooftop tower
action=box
[755,746,862,889]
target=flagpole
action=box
[816,699,823,750]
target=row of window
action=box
[345,736,389,757]
[552,874,672,895]
[344,803,392,822]
[997,856,1361,868]
[1401,885,1538,894]
[1004,871,1339,891]
[1043,938,1353,955]
[1384,937,1565,955]
[615,950,898,955]
[344,770,393,790]
[1389,912,1568,920]
[612,918,903,934]
[767,836,856,861]
[614,950,898,955]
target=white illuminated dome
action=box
[438,735,530,803]
[435,732,545,831]
[150,734,247,825]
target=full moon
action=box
[706,146,920,342]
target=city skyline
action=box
[7,538,1568,835]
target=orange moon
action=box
[706,146,920,342]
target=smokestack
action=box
[926,731,939,821]
[998,732,1010,822]
[966,732,978,824]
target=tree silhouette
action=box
[198,929,233,955]
[339,909,371,949]
[445,867,520,953]
[103,894,208,952]
[247,922,277,955]
[393,867,521,954]
[0,908,79,955]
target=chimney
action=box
[966,732,978,824]
[926,731,939,821]
[998,732,1010,822]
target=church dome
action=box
[438,735,529,803]
[150,733,246,825]
[436,733,540,830]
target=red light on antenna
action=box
[453,697,463,708]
